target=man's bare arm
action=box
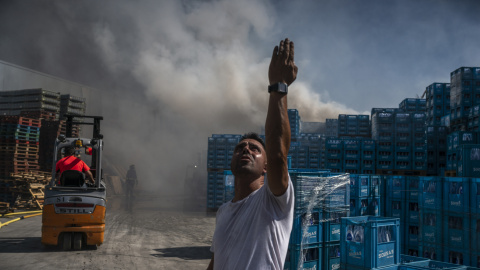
[266,38,298,196]
[85,170,95,184]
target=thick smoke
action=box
[86,0,357,194]
[0,0,360,196]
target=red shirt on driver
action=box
[56,156,91,174]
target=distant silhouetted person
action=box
[125,164,138,210]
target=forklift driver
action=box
[55,146,95,186]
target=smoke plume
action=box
[0,0,361,197]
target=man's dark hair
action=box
[240,132,266,150]
[64,146,75,156]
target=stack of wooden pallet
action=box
[0,116,41,175]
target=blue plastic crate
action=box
[362,139,376,151]
[326,149,343,159]
[395,161,412,170]
[404,247,421,258]
[344,139,361,150]
[324,243,341,270]
[451,131,477,150]
[403,259,465,269]
[350,197,370,216]
[473,215,480,253]
[286,243,323,270]
[350,175,370,197]
[385,198,404,219]
[290,209,324,245]
[442,212,471,250]
[404,223,420,247]
[396,142,412,152]
[324,209,350,242]
[386,176,406,199]
[326,138,344,150]
[291,171,349,211]
[371,175,382,197]
[443,177,470,213]
[400,254,428,264]
[420,209,442,244]
[377,160,394,170]
[340,216,401,269]
[405,177,420,202]
[443,247,472,266]
[378,150,395,161]
[406,201,420,224]
[323,183,350,209]
[377,141,395,151]
[344,151,361,160]
[362,150,375,160]
[419,243,443,262]
[419,177,443,210]
[473,250,480,268]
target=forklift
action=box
[41,115,106,250]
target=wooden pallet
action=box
[0,202,10,214]
[0,116,41,127]
[375,169,427,176]
[29,188,44,209]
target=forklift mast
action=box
[64,114,104,139]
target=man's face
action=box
[231,139,266,177]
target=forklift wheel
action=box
[62,233,72,251]
[73,233,83,250]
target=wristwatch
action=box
[268,82,288,94]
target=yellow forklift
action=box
[41,115,106,250]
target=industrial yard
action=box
[0,195,215,270]
[1,1,480,269]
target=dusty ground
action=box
[0,194,216,270]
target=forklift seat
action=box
[60,170,86,187]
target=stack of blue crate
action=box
[442,177,472,266]
[404,176,421,256]
[288,109,301,140]
[412,114,427,171]
[372,111,395,172]
[340,216,401,270]
[425,83,451,127]
[361,139,376,174]
[206,134,241,209]
[394,113,413,171]
[358,115,371,137]
[349,174,381,217]
[426,126,447,176]
[285,171,350,270]
[446,131,477,175]
[441,114,452,130]
[326,118,338,137]
[338,114,371,138]
[457,143,480,178]
[468,105,480,131]
[295,134,324,169]
[344,138,361,174]
[418,176,443,262]
[325,138,344,173]
[399,98,427,113]
[450,67,478,131]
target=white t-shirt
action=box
[210,175,294,270]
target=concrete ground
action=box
[0,195,216,270]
